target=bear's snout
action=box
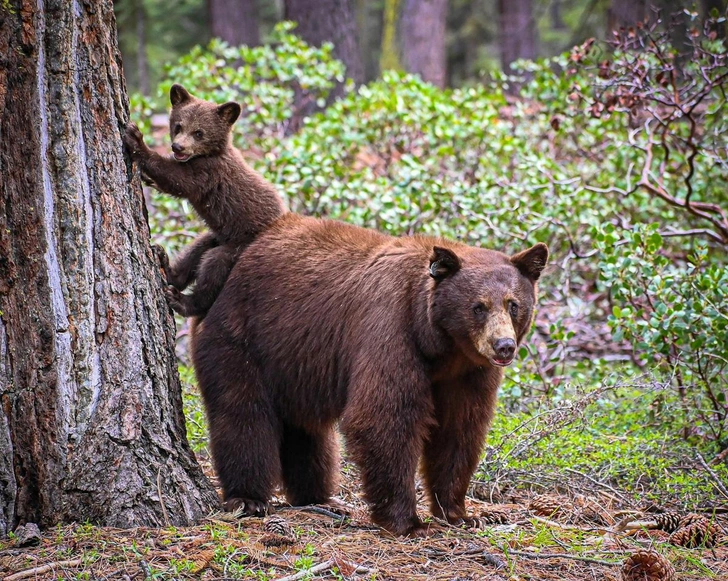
[492,337,516,365]
[171,142,192,162]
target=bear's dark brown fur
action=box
[123,84,286,317]
[192,213,548,536]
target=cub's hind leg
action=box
[167,244,238,317]
[155,231,219,291]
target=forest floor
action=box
[1,455,727,581]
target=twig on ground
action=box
[697,452,728,500]
[157,467,171,527]
[279,505,349,522]
[530,515,609,534]
[272,559,336,581]
[5,558,83,581]
[424,547,508,570]
[565,468,630,504]
[500,547,620,566]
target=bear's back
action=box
[204,214,436,423]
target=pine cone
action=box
[669,517,719,548]
[678,513,706,528]
[472,510,510,527]
[263,515,293,537]
[261,532,295,547]
[654,512,682,533]
[621,550,675,581]
[528,494,566,517]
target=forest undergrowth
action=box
[3,13,727,581]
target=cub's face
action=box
[429,243,548,368]
[167,84,241,162]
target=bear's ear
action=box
[429,246,461,281]
[510,243,549,281]
[170,84,192,106]
[217,102,242,125]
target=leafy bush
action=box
[597,223,728,442]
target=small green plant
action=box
[179,364,209,453]
[293,542,317,574]
[213,545,249,578]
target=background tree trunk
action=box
[207,0,260,46]
[0,0,218,535]
[380,0,402,73]
[284,0,364,84]
[400,0,448,87]
[608,0,649,29]
[135,0,150,95]
[498,0,538,72]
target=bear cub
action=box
[192,212,548,536]
[123,84,286,317]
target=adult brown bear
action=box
[192,213,547,536]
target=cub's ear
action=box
[510,242,549,281]
[217,102,242,125]
[170,84,192,106]
[429,246,461,281]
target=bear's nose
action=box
[171,142,184,154]
[493,338,516,361]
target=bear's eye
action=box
[193,130,204,140]
[509,301,519,318]
[173,123,182,135]
[473,303,487,317]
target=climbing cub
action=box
[123,84,286,317]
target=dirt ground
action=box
[1,458,726,581]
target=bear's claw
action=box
[223,497,270,517]
[123,123,146,157]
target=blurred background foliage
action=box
[120,0,728,503]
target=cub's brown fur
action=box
[192,213,548,536]
[123,84,286,317]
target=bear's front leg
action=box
[422,368,499,527]
[122,123,188,197]
[342,355,435,537]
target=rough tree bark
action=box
[284,0,364,84]
[207,0,260,47]
[400,0,448,88]
[497,0,538,72]
[0,0,218,536]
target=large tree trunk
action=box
[400,0,448,88]
[284,0,364,84]
[207,0,260,46]
[0,0,218,535]
[498,0,538,72]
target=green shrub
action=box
[597,223,728,443]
